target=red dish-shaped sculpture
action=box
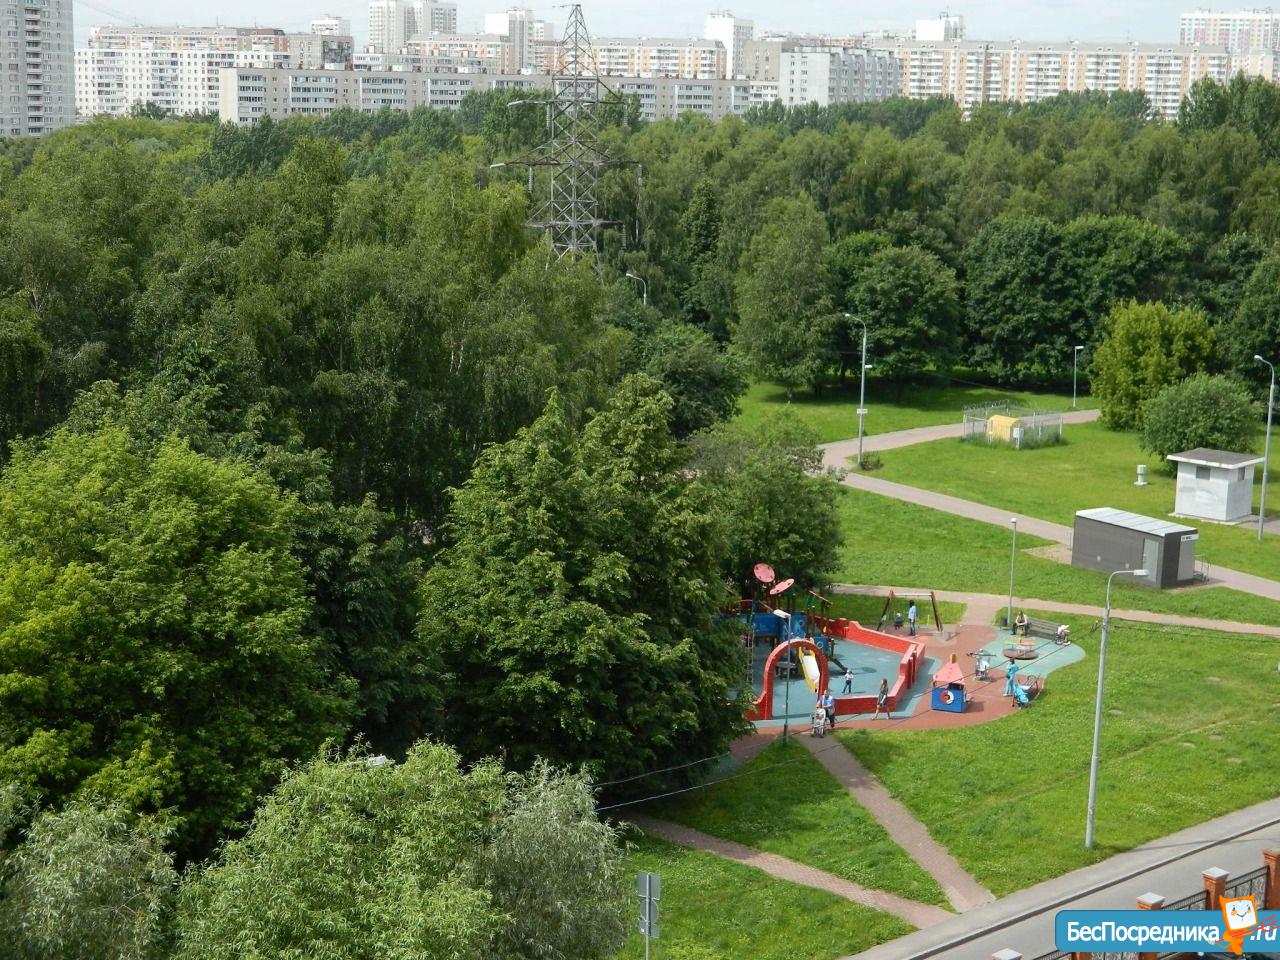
[769,577,795,596]
[753,562,776,584]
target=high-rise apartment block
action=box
[574,37,725,79]
[75,25,353,118]
[778,46,901,106]
[311,16,353,37]
[1179,8,1280,51]
[879,38,1232,117]
[704,11,753,78]
[369,0,458,53]
[1,0,74,137]
[914,14,965,42]
[483,9,554,72]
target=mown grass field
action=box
[872,421,1280,584]
[839,614,1280,896]
[833,485,1280,626]
[615,833,914,960]
[734,378,1082,444]
[650,738,948,906]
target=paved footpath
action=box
[821,413,1280,605]
[833,583,1280,638]
[844,795,1280,960]
[796,734,996,912]
[627,813,952,928]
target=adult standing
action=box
[819,688,836,730]
[907,601,918,637]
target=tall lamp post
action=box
[1084,567,1148,849]
[1007,517,1018,629]
[774,609,794,742]
[625,271,647,306]
[1255,356,1275,543]
[846,314,870,469]
[1073,345,1085,409]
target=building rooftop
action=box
[1075,507,1197,537]
[1167,448,1266,468]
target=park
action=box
[614,371,1280,960]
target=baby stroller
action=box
[811,707,829,737]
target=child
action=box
[892,611,903,632]
[811,703,828,737]
[873,678,889,719]
[842,668,854,694]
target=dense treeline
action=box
[0,75,1276,945]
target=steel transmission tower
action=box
[506,4,635,262]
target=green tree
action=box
[850,245,961,389]
[1226,254,1280,389]
[0,425,350,857]
[636,320,747,437]
[695,412,840,592]
[1091,300,1217,430]
[417,377,745,782]
[175,744,628,960]
[962,216,1068,383]
[1140,374,1260,470]
[0,799,176,960]
[733,196,833,398]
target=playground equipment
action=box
[930,654,967,713]
[1003,660,1043,708]
[878,590,945,633]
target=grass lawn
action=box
[614,833,914,960]
[826,593,967,629]
[650,739,948,906]
[833,485,1280,627]
[838,614,1280,896]
[734,378,1083,444]
[872,421,1280,584]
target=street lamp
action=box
[625,271,647,306]
[845,314,870,469]
[773,609,794,741]
[1073,345,1085,409]
[1255,356,1275,544]
[1084,567,1148,849]
[1007,517,1018,629]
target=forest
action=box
[0,73,1277,957]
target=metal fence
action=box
[960,402,1065,449]
[1225,865,1269,902]
[1163,889,1208,911]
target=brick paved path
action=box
[795,735,995,912]
[627,813,952,928]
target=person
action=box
[811,703,827,737]
[842,668,854,694]
[907,602,918,637]
[892,611,903,632]
[819,688,836,731]
[1014,611,1028,636]
[873,678,889,719]
[1056,624,1070,645]
[975,653,990,681]
[1004,660,1019,698]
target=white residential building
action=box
[578,37,725,79]
[704,11,752,78]
[311,16,352,36]
[220,65,764,124]
[403,33,514,71]
[1179,8,1280,52]
[369,0,457,52]
[876,38,1232,117]
[0,0,74,136]
[483,8,553,72]
[75,24,347,117]
[778,46,902,106]
[914,14,965,42]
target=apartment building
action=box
[403,33,515,71]
[76,24,353,117]
[311,16,352,36]
[1179,8,1280,52]
[0,0,74,136]
[368,0,458,53]
[571,37,725,79]
[220,65,773,124]
[778,46,902,106]
[354,50,501,73]
[879,39,1232,117]
[482,9,554,72]
[704,11,752,78]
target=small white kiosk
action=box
[1166,448,1265,523]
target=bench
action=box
[1013,616,1061,641]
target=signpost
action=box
[638,871,661,959]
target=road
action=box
[847,797,1280,960]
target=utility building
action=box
[1072,508,1198,589]
[1167,448,1265,523]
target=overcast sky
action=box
[72,0,1189,47]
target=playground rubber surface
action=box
[749,637,908,725]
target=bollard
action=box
[1203,867,1229,912]
[1137,893,1166,960]
[1265,849,1280,910]
[991,950,1022,960]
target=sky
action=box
[72,0,1193,48]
